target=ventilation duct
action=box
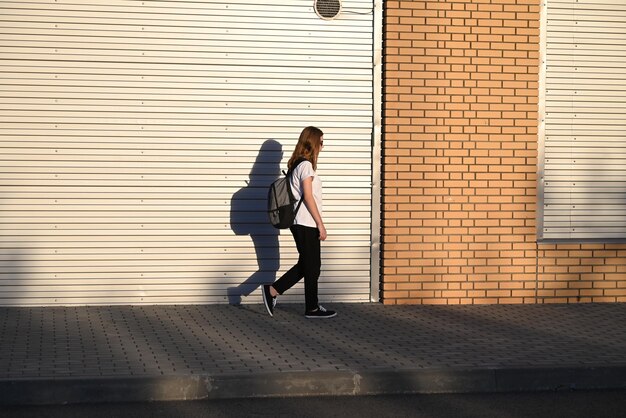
[314,0,342,20]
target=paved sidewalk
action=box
[1,303,626,405]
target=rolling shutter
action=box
[541,0,626,241]
[0,0,376,305]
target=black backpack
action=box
[267,158,306,229]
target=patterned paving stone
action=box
[1,303,625,380]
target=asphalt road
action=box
[2,390,625,418]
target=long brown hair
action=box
[288,126,323,171]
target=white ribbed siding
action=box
[0,0,376,306]
[540,0,626,241]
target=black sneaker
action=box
[262,285,276,317]
[305,305,336,319]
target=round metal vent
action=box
[314,0,341,20]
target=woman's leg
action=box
[271,225,320,312]
[271,263,302,295]
[293,226,321,312]
[271,225,306,295]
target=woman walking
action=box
[262,126,336,319]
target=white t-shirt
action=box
[290,160,323,228]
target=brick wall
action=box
[382,0,626,304]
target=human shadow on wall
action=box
[227,139,283,304]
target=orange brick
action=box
[380,1,626,306]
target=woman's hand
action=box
[318,224,327,241]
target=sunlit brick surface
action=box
[382,0,626,304]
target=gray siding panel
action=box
[0,0,375,305]
[541,0,626,241]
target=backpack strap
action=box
[286,157,307,176]
[287,157,308,216]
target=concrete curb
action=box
[2,365,626,405]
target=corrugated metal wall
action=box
[0,0,375,305]
[541,0,626,241]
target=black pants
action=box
[272,225,320,312]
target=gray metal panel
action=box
[0,0,376,305]
[370,0,383,303]
[540,0,626,242]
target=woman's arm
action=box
[301,176,327,241]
